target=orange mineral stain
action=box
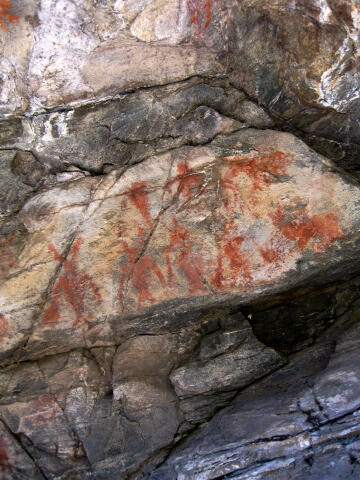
[28,394,60,425]
[131,256,167,306]
[42,237,102,328]
[167,163,204,208]
[259,246,279,264]
[0,0,18,31]
[204,0,211,28]
[0,232,17,278]
[7,258,15,267]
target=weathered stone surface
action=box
[0,275,357,479]
[149,320,360,479]
[2,0,359,173]
[170,318,285,396]
[81,39,223,102]
[0,150,34,217]
[247,276,360,354]
[0,79,249,173]
[1,130,359,364]
[1,2,360,479]
[0,312,283,479]
[0,0,224,114]
[228,0,360,168]
[0,419,44,480]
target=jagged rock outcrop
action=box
[150,319,360,480]
[0,1,359,479]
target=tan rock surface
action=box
[0,2,360,479]
[1,129,359,363]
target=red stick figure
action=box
[118,225,167,308]
[43,237,102,328]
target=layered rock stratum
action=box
[0,1,359,479]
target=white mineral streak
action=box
[350,5,360,56]
[30,111,69,152]
[0,55,21,111]
[352,5,360,32]
[318,37,360,110]
[314,0,333,24]
[28,0,98,112]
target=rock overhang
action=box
[1,128,359,364]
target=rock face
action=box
[150,320,360,480]
[0,1,359,479]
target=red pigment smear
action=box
[42,237,102,328]
[221,151,290,191]
[167,163,204,207]
[0,314,8,341]
[28,394,59,425]
[213,235,253,289]
[0,436,13,480]
[131,256,167,306]
[0,232,17,277]
[0,1,18,31]
[164,218,206,294]
[259,247,279,265]
[128,182,153,228]
[272,206,343,252]
[187,0,212,36]
[118,225,144,296]
[213,220,231,289]
[118,225,167,308]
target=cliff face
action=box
[0,1,359,479]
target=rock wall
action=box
[0,1,359,479]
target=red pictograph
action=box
[118,225,167,308]
[42,237,102,328]
[187,0,212,36]
[221,151,290,192]
[271,206,343,253]
[0,1,18,31]
[164,218,206,294]
[0,314,8,341]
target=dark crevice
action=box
[0,74,226,122]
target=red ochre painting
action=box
[34,147,344,325]
[27,394,62,425]
[110,150,343,311]
[117,166,206,310]
[0,0,18,31]
[0,314,8,342]
[0,233,17,279]
[42,238,102,328]
[187,0,212,35]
